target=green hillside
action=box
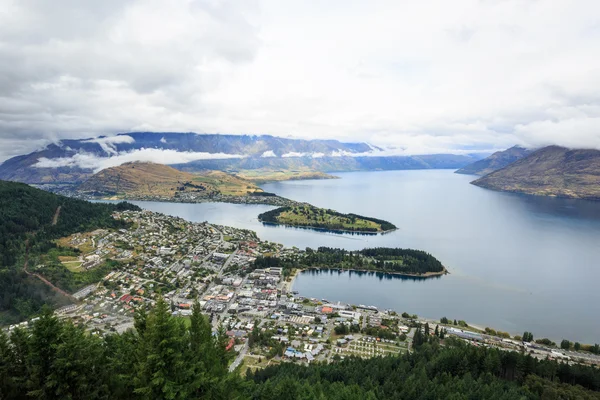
[0,180,139,323]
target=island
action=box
[258,205,397,234]
[254,246,448,278]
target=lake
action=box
[110,170,600,343]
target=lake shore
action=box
[260,221,397,235]
[300,266,449,279]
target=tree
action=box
[434,325,439,337]
[522,332,534,342]
[560,339,571,350]
[440,317,449,324]
[574,342,581,351]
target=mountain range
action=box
[471,146,600,200]
[0,132,481,184]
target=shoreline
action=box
[259,221,397,235]
[298,266,449,279]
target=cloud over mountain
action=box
[1,0,599,161]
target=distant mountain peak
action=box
[456,145,532,176]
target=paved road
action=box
[229,341,249,372]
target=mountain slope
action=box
[456,146,531,176]
[77,162,264,198]
[175,153,479,174]
[472,146,600,200]
[0,132,481,184]
[0,132,374,184]
[0,180,139,322]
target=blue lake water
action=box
[109,170,600,343]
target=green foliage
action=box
[247,339,600,399]
[253,246,444,276]
[2,304,600,399]
[561,339,572,350]
[523,331,534,342]
[0,180,140,322]
[258,206,397,233]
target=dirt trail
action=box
[52,205,61,226]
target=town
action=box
[7,209,600,374]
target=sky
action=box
[1,0,600,162]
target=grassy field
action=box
[334,339,406,359]
[59,256,84,272]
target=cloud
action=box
[160,136,167,144]
[33,148,244,172]
[82,135,135,155]
[1,0,600,161]
[260,150,276,158]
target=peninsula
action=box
[74,162,297,206]
[258,205,397,234]
[254,246,447,278]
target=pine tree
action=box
[134,297,190,400]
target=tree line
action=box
[2,300,600,399]
[253,247,444,276]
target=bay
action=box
[105,170,600,343]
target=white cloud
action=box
[82,135,135,155]
[281,152,307,158]
[33,148,244,172]
[260,150,276,157]
[1,0,600,161]
[160,136,167,144]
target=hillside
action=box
[77,162,264,199]
[0,180,139,323]
[0,132,481,184]
[472,146,600,200]
[456,145,531,175]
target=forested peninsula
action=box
[258,205,397,234]
[254,247,447,278]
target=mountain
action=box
[77,162,263,199]
[472,146,600,200]
[0,132,481,184]
[174,153,480,174]
[455,146,532,176]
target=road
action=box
[229,341,249,372]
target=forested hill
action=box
[1,300,600,399]
[0,180,139,322]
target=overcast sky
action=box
[1,0,599,161]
